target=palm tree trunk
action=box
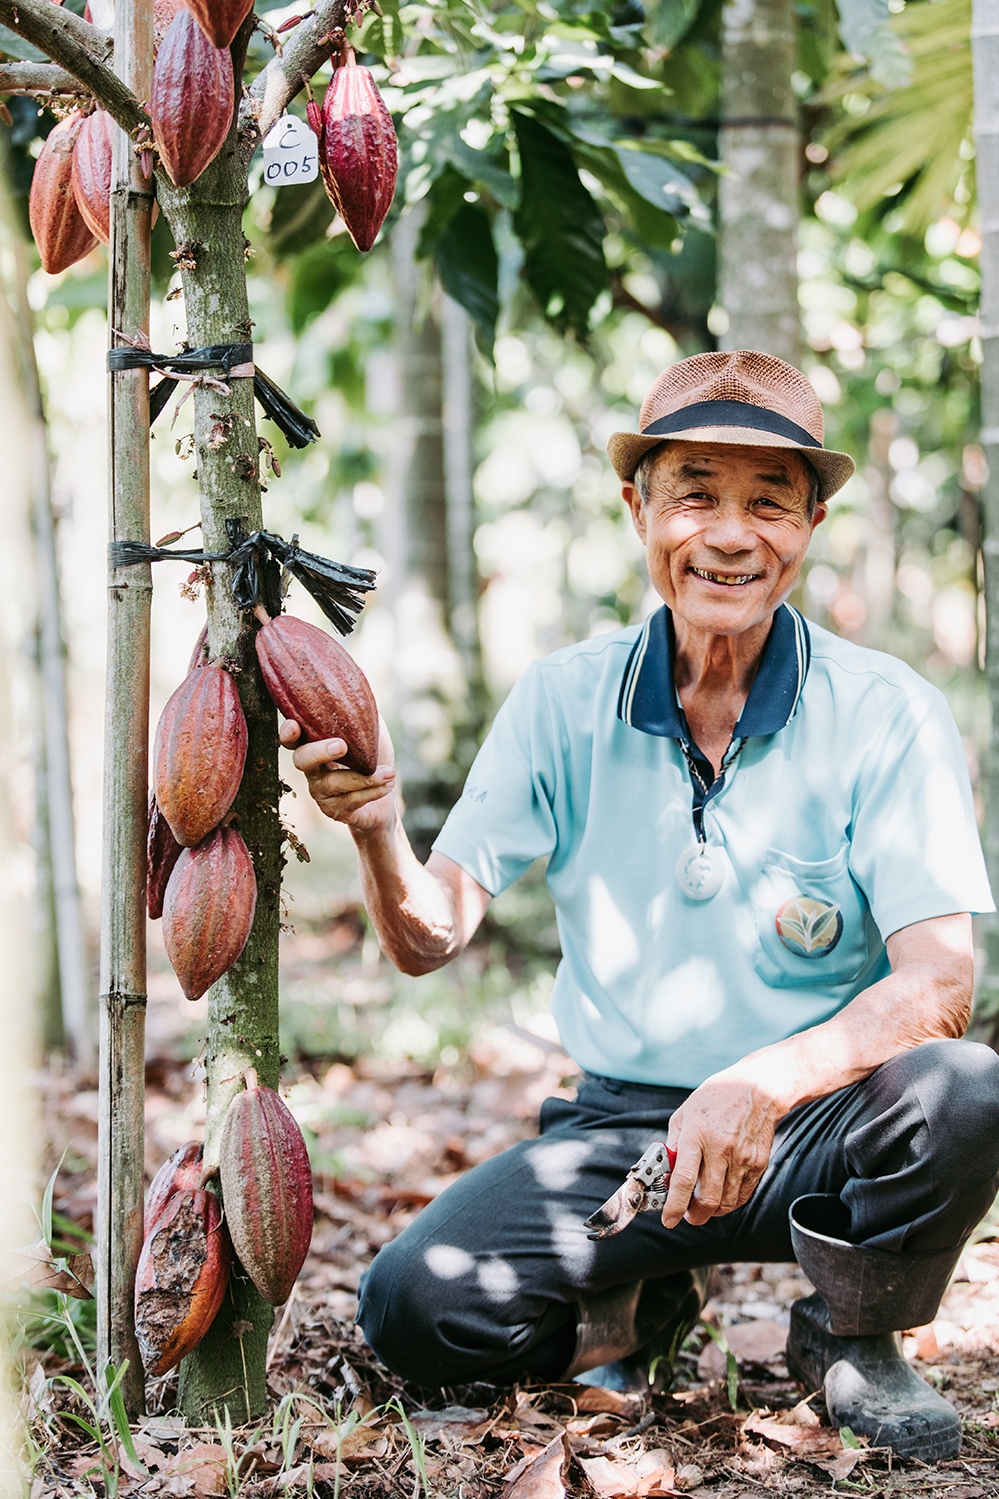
[972,0,999,1037]
[717,0,802,362]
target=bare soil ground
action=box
[18,931,999,1497]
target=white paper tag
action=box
[261,115,319,187]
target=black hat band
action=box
[642,398,822,449]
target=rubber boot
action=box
[787,1194,964,1461]
[566,1268,711,1394]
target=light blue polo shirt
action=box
[433,605,994,1089]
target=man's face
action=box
[623,442,825,637]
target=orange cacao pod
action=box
[144,1141,204,1234]
[147,792,184,920]
[29,114,97,274]
[153,664,247,847]
[70,109,114,245]
[186,0,253,50]
[134,1187,230,1375]
[150,10,234,187]
[163,825,257,1000]
[318,49,398,252]
[219,1068,313,1305]
[255,615,379,775]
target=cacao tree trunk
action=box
[717,0,802,363]
[972,0,999,1038]
[157,86,281,1426]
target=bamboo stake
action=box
[973,0,999,1026]
[96,0,154,1415]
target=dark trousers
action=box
[357,1039,999,1388]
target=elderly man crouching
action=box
[282,352,999,1462]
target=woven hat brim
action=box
[606,426,856,504]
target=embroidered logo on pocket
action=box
[776,896,843,958]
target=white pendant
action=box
[675,844,724,901]
[261,115,319,188]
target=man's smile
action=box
[689,566,762,587]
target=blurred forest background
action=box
[1,0,989,1081]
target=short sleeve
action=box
[848,683,995,937]
[432,664,558,895]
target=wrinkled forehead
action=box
[647,440,815,497]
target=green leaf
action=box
[0,26,47,61]
[836,0,911,85]
[435,201,499,354]
[840,1426,863,1449]
[269,179,336,259]
[644,0,701,50]
[288,236,362,332]
[511,109,607,338]
[447,139,519,209]
[416,165,469,259]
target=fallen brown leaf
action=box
[158,1441,229,1496]
[574,1386,643,1419]
[742,1405,845,1456]
[309,1421,388,1463]
[409,1405,493,1443]
[579,1450,678,1497]
[505,1432,569,1498]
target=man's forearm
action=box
[725,924,973,1119]
[351,815,462,975]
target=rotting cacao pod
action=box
[70,109,114,245]
[144,1141,204,1234]
[219,1068,313,1305]
[185,0,253,51]
[29,113,97,275]
[317,48,398,253]
[255,614,379,776]
[162,825,257,1000]
[150,10,234,188]
[134,1187,230,1375]
[147,791,184,921]
[153,664,247,848]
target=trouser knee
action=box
[879,1038,999,1171]
[356,1239,452,1386]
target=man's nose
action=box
[700,504,757,554]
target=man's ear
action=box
[623,481,647,542]
[810,502,828,532]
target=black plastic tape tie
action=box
[108,342,319,448]
[107,530,376,636]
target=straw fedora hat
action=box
[606,350,855,504]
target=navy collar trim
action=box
[617,603,811,740]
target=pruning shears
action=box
[584,1141,678,1240]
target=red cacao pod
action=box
[318,49,398,253]
[144,1141,204,1234]
[163,825,257,1000]
[134,1187,230,1375]
[29,113,97,274]
[188,622,209,673]
[150,10,234,187]
[147,791,184,920]
[219,1068,313,1305]
[255,615,379,776]
[153,664,247,848]
[186,0,253,50]
[154,0,185,48]
[70,109,114,245]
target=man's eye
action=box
[755,497,783,510]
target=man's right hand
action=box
[279,716,398,835]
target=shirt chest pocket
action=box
[753,845,870,989]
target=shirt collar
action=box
[617,602,811,740]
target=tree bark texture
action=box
[96,0,154,1417]
[158,51,281,1420]
[717,0,802,364]
[972,0,999,1034]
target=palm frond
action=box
[823,0,972,232]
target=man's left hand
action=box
[661,1069,782,1228]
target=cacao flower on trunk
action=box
[186,0,253,50]
[219,1068,314,1305]
[316,48,398,253]
[147,792,184,921]
[255,614,379,776]
[144,1141,205,1234]
[150,9,234,187]
[153,664,247,847]
[70,109,114,245]
[162,825,257,1000]
[29,113,97,275]
[134,1187,230,1375]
